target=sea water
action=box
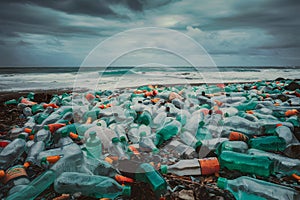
[0,66,299,91]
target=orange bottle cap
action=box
[28,135,35,140]
[246,110,254,114]
[46,155,61,164]
[229,131,248,142]
[23,162,30,169]
[69,132,79,139]
[115,174,134,183]
[199,157,220,175]
[0,170,5,178]
[24,128,32,134]
[104,157,114,164]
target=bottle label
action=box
[2,165,28,184]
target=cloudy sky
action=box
[0,0,299,67]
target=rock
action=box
[285,81,300,91]
[275,77,285,81]
[178,189,195,200]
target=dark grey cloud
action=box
[200,0,300,50]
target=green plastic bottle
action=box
[137,110,152,125]
[54,172,131,199]
[235,99,258,111]
[218,151,274,177]
[6,170,56,200]
[4,99,18,105]
[249,136,286,152]
[155,119,181,146]
[217,176,300,200]
[135,163,167,197]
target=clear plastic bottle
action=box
[34,128,52,147]
[151,112,167,129]
[0,134,27,170]
[160,157,220,176]
[215,141,248,156]
[24,141,45,167]
[161,140,198,159]
[109,137,129,160]
[85,131,102,159]
[44,139,92,176]
[180,130,202,151]
[217,176,300,200]
[23,107,33,117]
[223,116,261,136]
[275,125,298,145]
[54,172,131,199]
[139,132,159,153]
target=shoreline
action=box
[2,78,299,102]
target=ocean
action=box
[0,66,299,92]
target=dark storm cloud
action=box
[0,0,177,39]
[200,0,300,50]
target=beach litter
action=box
[0,79,300,199]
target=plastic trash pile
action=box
[1,79,300,200]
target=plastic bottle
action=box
[156,118,181,146]
[200,138,229,152]
[234,99,258,111]
[223,116,261,136]
[180,130,202,151]
[161,140,198,159]
[85,131,102,159]
[249,136,286,152]
[176,110,191,126]
[215,141,248,156]
[0,134,27,170]
[47,139,92,176]
[137,109,152,125]
[34,128,52,147]
[54,172,131,199]
[109,137,129,160]
[160,157,220,176]
[83,150,119,178]
[151,112,167,129]
[24,141,45,167]
[217,176,300,200]
[36,107,54,124]
[248,148,300,176]
[6,169,56,200]
[218,151,274,177]
[275,124,298,145]
[139,132,159,153]
[23,107,32,117]
[135,163,167,197]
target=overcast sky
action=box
[0,0,299,67]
